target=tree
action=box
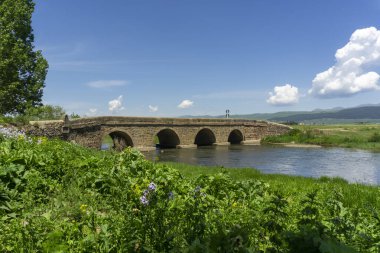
[25,104,66,120]
[0,0,48,115]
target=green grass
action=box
[2,134,380,252]
[163,162,380,210]
[262,124,380,151]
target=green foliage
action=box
[26,105,66,120]
[0,105,66,125]
[368,133,380,143]
[0,136,379,252]
[261,124,380,151]
[0,0,48,115]
[70,112,81,119]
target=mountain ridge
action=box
[181,104,380,123]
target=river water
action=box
[142,145,380,185]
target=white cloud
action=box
[84,108,98,117]
[108,95,125,112]
[267,84,299,106]
[148,105,158,112]
[309,27,380,98]
[87,80,128,88]
[178,99,194,109]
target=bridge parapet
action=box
[26,116,291,150]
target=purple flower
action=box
[140,195,149,205]
[168,191,174,200]
[148,182,156,191]
[0,126,30,141]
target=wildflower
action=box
[140,195,149,205]
[140,182,156,206]
[0,125,30,141]
[134,243,140,251]
[148,182,156,191]
[193,186,206,198]
[22,220,29,227]
[168,191,174,200]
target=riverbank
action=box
[261,124,380,152]
[163,162,380,209]
[270,142,322,148]
[1,133,379,251]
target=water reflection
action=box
[143,145,380,185]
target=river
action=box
[142,144,380,185]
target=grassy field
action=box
[164,162,380,210]
[262,124,380,151]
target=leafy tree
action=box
[24,104,66,120]
[0,105,66,125]
[0,0,48,115]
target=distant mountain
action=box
[180,115,215,118]
[229,108,341,121]
[271,106,380,122]
[180,104,380,124]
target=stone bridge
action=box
[58,117,290,149]
[28,116,291,150]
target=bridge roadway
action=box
[50,116,291,151]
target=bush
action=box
[1,105,67,126]
[368,132,380,143]
[0,135,379,252]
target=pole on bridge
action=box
[226,109,230,119]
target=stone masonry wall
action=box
[25,120,65,139]
[26,116,291,149]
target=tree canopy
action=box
[0,0,48,115]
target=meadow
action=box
[261,124,380,151]
[1,127,380,252]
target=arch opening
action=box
[155,129,180,149]
[195,128,216,146]
[101,131,133,151]
[228,129,244,144]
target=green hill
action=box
[182,105,380,124]
[270,106,380,123]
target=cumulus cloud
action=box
[87,80,128,88]
[148,105,158,112]
[309,27,380,98]
[84,108,98,117]
[178,99,194,109]
[108,95,125,112]
[267,84,299,105]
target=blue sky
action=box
[32,0,380,117]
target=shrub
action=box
[368,132,380,143]
[0,135,379,252]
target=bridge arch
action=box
[102,130,134,151]
[194,128,216,146]
[155,128,180,148]
[228,129,244,144]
